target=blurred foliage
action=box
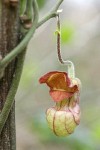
[61,22,75,44]
[20,62,38,88]
[91,121,100,141]
[37,0,47,9]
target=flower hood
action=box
[39,71,78,102]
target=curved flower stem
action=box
[56,14,75,78]
[0,0,39,134]
[0,0,64,71]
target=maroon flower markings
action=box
[39,71,81,136]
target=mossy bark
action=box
[0,1,19,149]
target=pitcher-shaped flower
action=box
[39,71,81,136]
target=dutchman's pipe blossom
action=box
[39,71,81,136]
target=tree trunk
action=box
[0,1,19,149]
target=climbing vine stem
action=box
[0,50,26,134]
[0,0,64,71]
[0,0,64,134]
[0,0,39,134]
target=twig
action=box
[37,0,64,28]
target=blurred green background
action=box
[16,0,100,149]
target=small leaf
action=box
[55,30,61,35]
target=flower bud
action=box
[46,94,80,136]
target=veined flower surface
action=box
[46,93,80,136]
[39,71,81,136]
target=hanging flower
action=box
[39,71,81,136]
[39,71,79,102]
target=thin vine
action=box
[56,13,75,78]
[0,0,64,71]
